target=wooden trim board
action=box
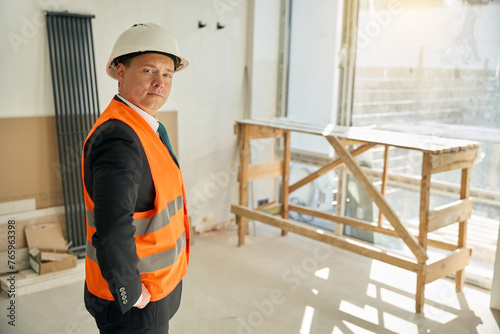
[289,204,459,252]
[0,260,84,297]
[236,119,479,153]
[0,248,29,274]
[428,199,472,232]
[426,248,471,284]
[0,199,36,216]
[247,161,284,180]
[231,204,420,273]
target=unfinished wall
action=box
[0,0,280,228]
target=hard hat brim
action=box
[106,51,189,79]
[106,23,189,80]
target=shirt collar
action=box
[117,94,159,133]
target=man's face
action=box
[116,53,175,116]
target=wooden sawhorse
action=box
[231,118,479,313]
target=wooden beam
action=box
[247,161,284,181]
[0,248,29,274]
[281,131,291,236]
[255,200,278,211]
[456,168,471,291]
[0,261,84,297]
[326,136,428,263]
[430,149,477,174]
[231,204,420,273]
[340,139,365,146]
[259,204,282,216]
[426,248,471,284]
[427,199,472,232]
[237,124,250,246]
[416,151,432,313]
[289,143,376,194]
[378,146,390,227]
[246,124,285,139]
[289,204,459,252]
[427,239,459,252]
[290,204,390,235]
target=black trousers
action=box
[87,282,182,333]
[97,321,169,334]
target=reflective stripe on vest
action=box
[86,231,186,274]
[86,195,184,235]
[82,98,190,303]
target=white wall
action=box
[245,0,282,207]
[0,0,268,228]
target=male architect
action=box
[82,23,190,333]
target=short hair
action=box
[113,51,180,70]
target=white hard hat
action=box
[106,23,189,79]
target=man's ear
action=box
[116,63,126,83]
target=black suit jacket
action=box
[83,97,181,328]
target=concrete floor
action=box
[1,223,500,334]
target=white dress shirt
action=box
[117,94,161,136]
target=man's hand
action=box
[134,283,151,309]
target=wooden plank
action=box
[40,251,73,262]
[289,204,459,252]
[335,166,348,236]
[430,149,477,174]
[247,162,284,181]
[426,248,471,284]
[290,204,391,235]
[281,131,291,236]
[231,204,420,273]
[289,143,376,193]
[456,168,471,291]
[416,152,432,313]
[237,124,250,246]
[0,248,29,274]
[255,200,277,211]
[236,119,479,153]
[432,161,476,174]
[246,124,285,139]
[0,260,84,297]
[419,152,432,251]
[259,204,282,216]
[428,199,473,232]
[0,206,64,225]
[340,139,365,146]
[378,146,390,227]
[427,239,459,252]
[0,199,36,216]
[326,136,428,263]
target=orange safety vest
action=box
[82,99,190,302]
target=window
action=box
[285,0,500,287]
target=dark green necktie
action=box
[157,121,178,166]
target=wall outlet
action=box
[257,198,269,207]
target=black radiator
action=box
[46,11,100,251]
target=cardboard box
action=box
[25,223,76,275]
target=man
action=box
[82,23,190,333]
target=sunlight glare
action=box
[299,306,315,334]
[314,267,330,280]
[339,300,379,325]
